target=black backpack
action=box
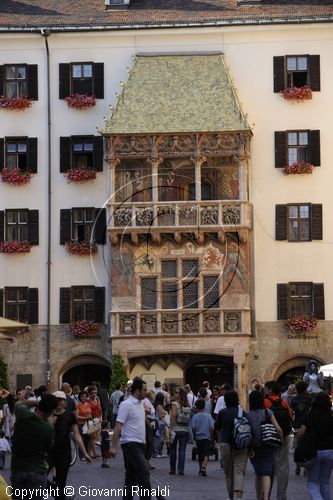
[266,397,292,436]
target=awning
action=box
[0,317,30,338]
[102,53,250,135]
[319,364,333,377]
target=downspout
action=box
[41,29,52,389]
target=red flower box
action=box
[283,162,314,175]
[64,168,96,183]
[65,94,96,110]
[285,314,317,332]
[0,240,32,254]
[69,319,99,337]
[281,86,312,102]
[65,240,97,256]
[1,168,33,186]
[0,96,33,110]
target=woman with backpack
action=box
[247,390,283,500]
[169,387,191,475]
[297,391,333,500]
[215,390,249,499]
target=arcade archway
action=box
[59,354,111,389]
[274,355,324,391]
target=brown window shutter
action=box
[28,210,39,245]
[27,138,38,173]
[276,205,287,240]
[93,63,104,99]
[277,283,289,320]
[60,209,72,245]
[0,66,3,96]
[0,211,4,242]
[0,289,3,316]
[94,287,105,323]
[275,131,287,168]
[93,136,104,172]
[60,288,71,324]
[28,288,39,324]
[93,208,106,244]
[309,130,321,166]
[0,138,4,172]
[27,65,38,100]
[59,63,70,99]
[60,137,71,173]
[273,56,285,93]
[313,283,325,319]
[311,204,323,240]
[309,55,321,92]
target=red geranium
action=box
[64,168,96,183]
[285,314,317,332]
[65,94,96,110]
[65,240,97,256]
[283,162,314,175]
[0,240,32,254]
[1,168,32,186]
[281,86,312,102]
[0,96,33,110]
[69,319,99,337]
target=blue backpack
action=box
[233,407,252,449]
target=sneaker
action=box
[201,468,207,477]
[101,464,110,468]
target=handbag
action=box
[294,415,317,467]
[82,417,101,436]
[261,410,282,447]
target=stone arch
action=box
[272,354,325,381]
[58,352,112,387]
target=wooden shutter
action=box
[0,66,3,96]
[275,205,287,240]
[313,283,325,319]
[275,131,287,168]
[311,204,323,240]
[60,209,72,245]
[27,65,38,100]
[309,130,321,167]
[273,56,285,93]
[28,210,39,245]
[0,289,3,316]
[59,63,70,99]
[28,288,39,324]
[93,136,104,172]
[27,138,38,173]
[0,211,4,242]
[277,283,289,320]
[60,287,71,324]
[94,208,106,244]
[0,138,4,172]
[309,55,321,92]
[93,63,104,99]
[94,287,105,323]
[60,137,71,173]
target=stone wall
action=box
[0,325,111,391]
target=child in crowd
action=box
[0,430,11,470]
[101,420,111,468]
[191,399,214,476]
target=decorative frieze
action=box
[119,314,137,335]
[200,206,218,225]
[157,206,175,226]
[140,315,157,335]
[136,208,153,227]
[179,206,197,226]
[114,208,132,227]
[223,205,241,225]
[204,312,220,333]
[161,314,178,334]
[224,312,241,332]
[182,314,199,334]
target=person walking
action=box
[297,391,333,500]
[87,385,102,459]
[191,398,214,476]
[93,381,110,422]
[111,378,154,500]
[247,390,283,500]
[169,388,190,476]
[11,394,58,499]
[75,390,92,460]
[215,390,248,498]
[264,381,293,500]
[110,384,124,428]
[61,383,77,414]
[214,384,233,417]
[2,394,15,442]
[100,420,111,468]
[0,431,11,470]
[291,381,312,475]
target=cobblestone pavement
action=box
[2,445,332,500]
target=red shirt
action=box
[264,394,293,418]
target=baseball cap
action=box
[53,391,66,400]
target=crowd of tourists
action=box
[0,376,332,500]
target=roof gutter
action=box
[0,15,333,33]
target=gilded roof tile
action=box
[102,54,250,134]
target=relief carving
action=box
[224,312,241,332]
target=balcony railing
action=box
[111,309,249,336]
[108,200,251,231]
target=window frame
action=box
[4,286,29,323]
[288,282,313,317]
[287,203,311,242]
[285,55,309,88]
[72,207,95,242]
[71,285,95,322]
[5,209,29,242]
[4,64,28,99]
[286,130,309,166]
[71,136,94,170]
[70,62,93,95]
[5,137,28,171]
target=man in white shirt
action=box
[111,378,152,499]
[213,383,232,416]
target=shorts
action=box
[196,439,211,461]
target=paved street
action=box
[2,444,332,500]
